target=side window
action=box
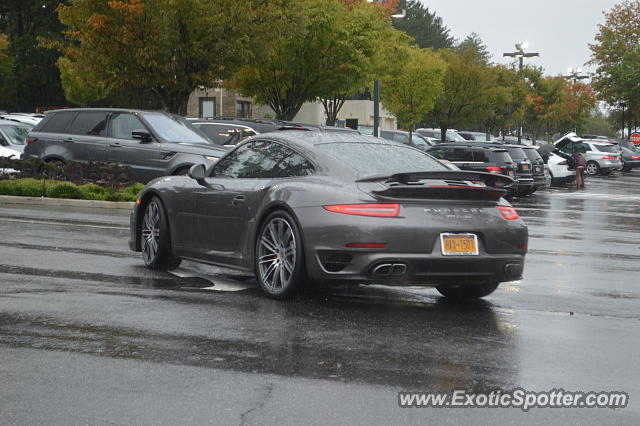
[196,124,257,146]
[427,148,445,159]
[70,112,108,136]
[110,113,148,140]
[472,150,488,162]
[214,141,313,179]
[449,148,469,162]
[393,133,409,144]
[39,112,77,133]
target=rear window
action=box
[318,142,445,177]
[507,147,527,161]
[592,144,617,153]
[491,151,513,164]
[38,112,76,133]
[523,148,544,164]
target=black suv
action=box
[24,109,227,183]
[522,146,549,191]
[425,143,518,196]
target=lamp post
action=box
[563,67,589,84]
[621,102,627,139]
[503,42,539,143]
[370,0,406,137]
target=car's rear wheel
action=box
[436,281,499,299]
[586,161,599,176]
[255,211,305,299]
[141,197,181,270]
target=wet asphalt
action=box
[1,171,640,425]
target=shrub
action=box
[46,182,83,199]
[0,179,21,196]
[18,178,44,197]
[78,183,107,200]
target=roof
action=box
[43,107,169,115]
[0,119,32,126]
[260,129,391,148]
[427,142,508,151]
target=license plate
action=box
[440,233,479,256]
[522,164,530,170]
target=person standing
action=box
[572,148,587,189]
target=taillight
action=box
[323,204,400,217]
[497,206,519,220]
[601,155,614,160]
[26,138,38,144]
[486,166,501,174]
[632,155,640,160]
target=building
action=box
[186,88,254,119]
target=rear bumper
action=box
[623,160,640,170]
[515,178,534,195]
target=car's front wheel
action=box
[586,161,599,176]
[436,281,499,300]
[255,211,305,299]
[141,197,181,270]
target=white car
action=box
[0,145,19,159]
[554,133,623,176]
[536,144,575,186]
[0,114,41,126]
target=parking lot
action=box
[1,171,639,424]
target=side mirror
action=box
[188,163,207,186]
[132,129,153,143]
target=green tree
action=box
[391,0,454,49]
[230,0,390,121]
[53,0,256,115]
[455,33,491,64]
[582,108,618,137]
[484,65,528,139]
[589,1,640,112]
[380,46,445,136]
[425,49,498,141]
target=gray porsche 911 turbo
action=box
[129,131,528,300]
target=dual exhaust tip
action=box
[372,263,407,278]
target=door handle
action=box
[63,137,73,143]
[110,142,122,148]
[231,195,246,205]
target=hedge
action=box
[0,178,144,202]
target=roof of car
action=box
[426,142,508,151]
[260,129,392,147]
[44,108,168,115]
[0,119,32,126]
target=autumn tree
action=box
[52,0,257,115]
[379,45,445,136]
[229,0,391,121]
[391,0,453,49]
[425,49,498,141]
[483,65,528,139]
[589,0,640,113]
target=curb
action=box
[0,195,134,210]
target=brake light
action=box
[345,242,387,248]
[601,155,614,160]
[26,138,38,144]
[323,204,400,217]
[632,155,640,160]
[497,206,519,220]
[486,166,501,174]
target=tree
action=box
[483,65,528,139]
[425,49,498,141]
[589,1,640,111]
[0,34,7,58]
[53,0,256,115]
[455,33,491,64]
[391,0,454,49]
[583,108,618,137]
[229,0,390,121]
[379,46,445,136]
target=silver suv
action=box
[555,133,622,176]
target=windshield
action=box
[143,113,213,144]
[410,134,432,148]
[523,148,544,164]
[507,147,528,161]
[0,125,29,145]
[593,144,618,153]
[318,142,446,177]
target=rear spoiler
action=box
[356,170,515,189]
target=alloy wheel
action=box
[141,200,161,264]
[257,217,297,292]
[586,163,598,175]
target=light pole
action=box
[503,42,539,143]
[563,67,589,84]
[371,0,406,137]
[621,102,627,139]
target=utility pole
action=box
[503,42,539,144]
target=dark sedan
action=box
[621,146,640,171]
[129,132,528,300]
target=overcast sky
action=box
[419,0,620,76]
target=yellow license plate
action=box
[522,164,530,170]
[440,233,479,256]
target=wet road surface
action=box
[1,172,640,424]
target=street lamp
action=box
[621,101,627,139]
[563,67,589,84]
[504,42,540,143]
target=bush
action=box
[17,178,44,197]
[46,182,84,199]
[78,183,107,200]
[0,179,21,196]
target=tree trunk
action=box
[321,95,346,126]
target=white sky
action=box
[419,0,620,76]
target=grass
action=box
[0,178,144,202]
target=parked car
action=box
[621,146,640,172]
[190,117,358,147]
[458,131,498,142]
[24,108,228,183]
[379,129,435,150]
[0,119,31,153]
[522,146,550,191]
[425,142,519,196]
[0,114,41,126]
[555,134,622,176]
[416,128,467,142]
[0,145,19,159]
[130,132,527,300]
[502,145,535,196]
